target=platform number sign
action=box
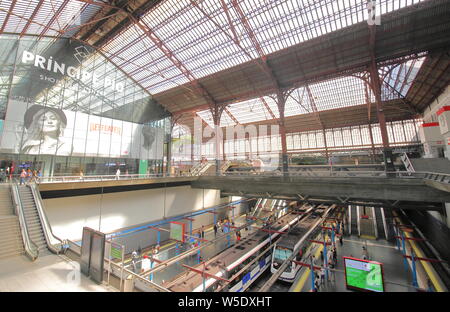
[344,257,384,292]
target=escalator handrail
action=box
[11,183,39,261]
[29,183,65,254]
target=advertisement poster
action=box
[0,99,163,159]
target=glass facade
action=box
[0,35,170,176]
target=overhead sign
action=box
[343,257,384,292]
[21,49,124,93]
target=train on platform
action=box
[161,200,336,292]
[270,204,331,282]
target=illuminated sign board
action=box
[343,257,384,292]
[0,100,163,159]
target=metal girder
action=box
[0,0,17,34]
[79,0,221,116]
[382,80,419,114]
[219,0,240,44]
[38,0,70,39]
[259,97,276,120]
[20,0,45,37]
[368,24,389,148]
[224,107,240,125]
[305,84,328,158]
[305,84,324,128]
[230,0,281,91]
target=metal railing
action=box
[401,153,416,172]
[29,184,65,254]
[9,169,450,186]
[10,183,39,261]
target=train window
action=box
[274,247,292,261]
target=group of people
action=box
[0,166,14,183]
[19,168,42,185]
[130,245,160,274]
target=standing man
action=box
[115,168,121,180]
[213,223,218,237]
[201,225,205,239]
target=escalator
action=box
[350,205,358,235]
[359,206,375,238]
[18,185,49,256]
[14,184,64,258]
[383,208,396,241]
[373,207,387,240]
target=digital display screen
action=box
[344,257,384,292]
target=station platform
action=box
[0,253,113,292]
[119,214,256,286]
[290,235,419,292]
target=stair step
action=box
[0,241,24,250]
[0,251,25,260]
[0,228,21,236]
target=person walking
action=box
[19,169,27,185]
[115,168,121,180]
[320,267,325,285]
[329,260,336,282]
[201,225,205,239]
[339,235,343,247]
[320,251,324,264]
[314,274,320,292]
[26,168,32,184]
[213,223,218,237]
[362,246,368,260]
[332,247,337,266]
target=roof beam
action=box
[230,0,281,90]
[0,0,17,34]
[260,97,276,120]
[121,8,222,120]
[224,107,240,125]
[219,0,240,44]
[20,0,45,38]
[38,0,70,39]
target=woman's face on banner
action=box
[38,111,60,133]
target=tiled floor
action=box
[0,253,113,292]
[293,235,417,292]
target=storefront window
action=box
[0,35,170,177]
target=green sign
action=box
[344,257,384,292]
[139,159,148,175]
[111,246,122,259]
[170,222,185,242]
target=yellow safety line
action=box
[292,208,344,292]
[360,234,376,240]
[393,212,445,292]
[292,236,327,292]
